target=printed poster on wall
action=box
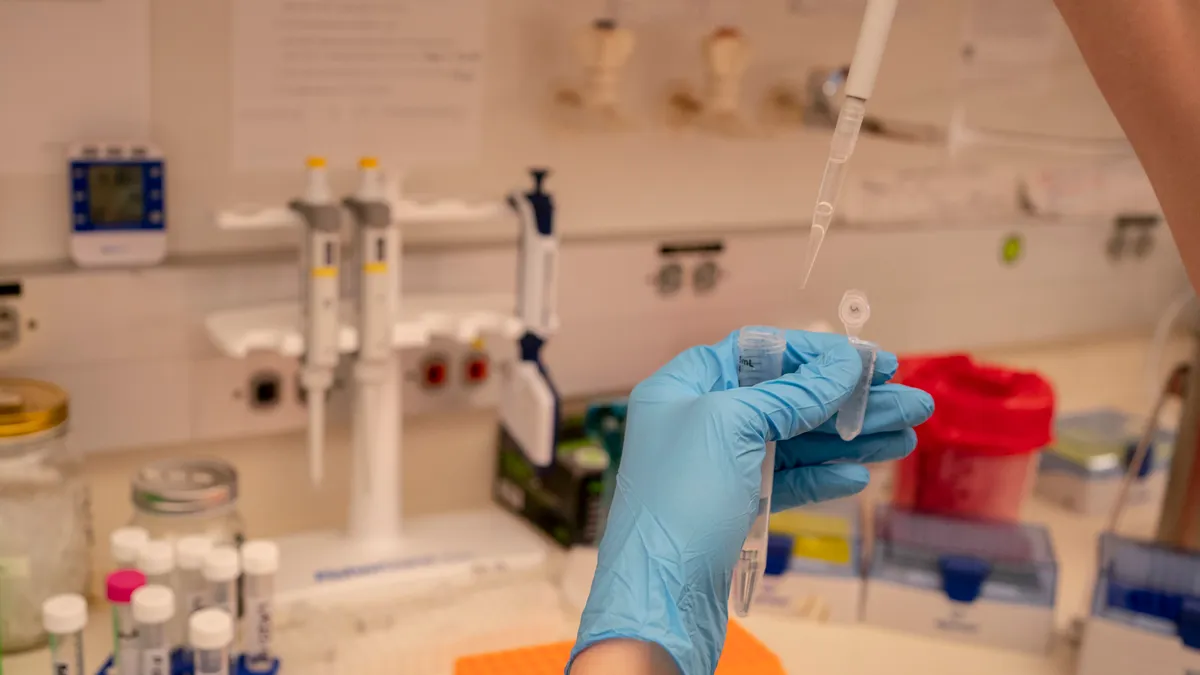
[231,0,487,171]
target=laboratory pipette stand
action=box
[204,163,551,617]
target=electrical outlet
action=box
[0,303,19,351]
[192,352,308,441]
[401,336,514,416]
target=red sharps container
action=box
[894,355,1055,522]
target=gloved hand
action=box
[570,329,934,674]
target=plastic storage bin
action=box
[1079,534,1200,674]
[1037,408,1174,515]
[893,355,1054,521]
[862,507,1058,654]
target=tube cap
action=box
[106,570,147,604]
[110,527,149,565]
[240,540,280,576]
[176,536,213,571]
[203,546,240,582]
[138,540,175,576]
[42,593,88,635]
[189,608,233,650]
[132,585,176,624]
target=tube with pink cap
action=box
[107,569,146,675]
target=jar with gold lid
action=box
[0,378,92,652]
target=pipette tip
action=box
[799,230,824,289]
[308,395,326,487]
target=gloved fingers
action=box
[771,464,871,512]
[721,340,863,441]
[781,330,898,386]
[775,428,917,470]
[636,329,901,404]
[810,383,934,436]
[632,341,730,401]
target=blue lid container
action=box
[1093,533,1200,647]
[869,507,1058,607]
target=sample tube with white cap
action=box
[202,547,240,623]
[42,594,88,675]
[239,541,280,670]
[137,540,176,588]
[132,586,175,675]
[189,609,233,675]
[110,526,149,570]
[176,536,213,618]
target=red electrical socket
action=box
[422,356,449,388]
[464,353,489,385]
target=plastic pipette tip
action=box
[799,229,825,289]
[732,551,760,618]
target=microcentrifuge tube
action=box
[836,290,877,441]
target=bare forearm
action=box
[1054,0,1200,291]
[570,639,680,675]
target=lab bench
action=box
[0,494,1164,675]
[2,335,1186,675]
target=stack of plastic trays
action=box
[863,507,1058,653]
[1079,534,1200,674]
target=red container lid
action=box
[904,355,1054,456]
[106,569,146,603]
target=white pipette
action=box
[732,326,787,617]
[291,157,342,486]
[800,0,899,289]
[836,290,877,441]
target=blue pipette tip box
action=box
[862,507,1058,654]
[1079,534,1200,674]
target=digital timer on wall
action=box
[68,143,166,268]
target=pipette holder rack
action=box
[205,169,549,615]
[1079,534,1200,675]
[750,498,863,623]
[861,507,1058,654]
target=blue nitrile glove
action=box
[569,329,934,675]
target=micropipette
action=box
[836,290,877,441]
[800,0,899,289]
[732,326,787,617]
[290,157,342,486]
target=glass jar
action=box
[128,459,245,549]
[0,379,92,652]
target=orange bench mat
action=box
[454,620,785,674]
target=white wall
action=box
[1,0,1125,262]
[0,1,1188,534]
